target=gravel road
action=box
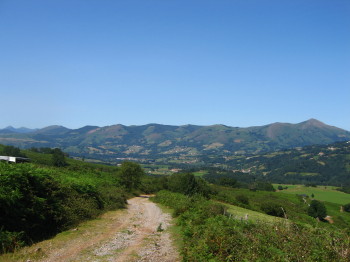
[9,196,180,262]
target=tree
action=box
[252,181,275,192]
[168,173,197,196]
[52,148,67,167]
[308,200,327,220]
[118,161,144,190]
[167,173,212,198]
[343,203,350,212]
[218,177,237,187]
[1,145,26,157]
[261,202,285,217]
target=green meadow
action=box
[192,170,209,177]
[274,184,350,205]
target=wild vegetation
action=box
[150,164,350,261]
[0,145,161,254]
[153,190,350,261]
[1,142,350,261]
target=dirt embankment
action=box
[3,197,180,262]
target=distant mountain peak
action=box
[0,119,349,161]
[302,118,327,128]
[34,125,70,135]
[306,118,324,124]
[1,126,37,133]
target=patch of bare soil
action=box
[5,197,180,262]
[324,215,334,224]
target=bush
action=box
[139,176,167,194]
[0,145,26,157]
[154,190,350,261]
[153,190,225,220]
[118,161,144,190]
[0,162,127,253]
[0,230,25,253]
[250,181,275,192]
[236,194,249,205]
[261,202,285,217]
[343,203,350,213]
[167,173,212,198]
[181,215,350,262]
[52,148,68,167]
[308,200,327,220]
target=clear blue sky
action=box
[1,0,349,130]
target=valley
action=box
[3,1,349,261]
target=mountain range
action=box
[0,119,349,162]
[0,126,38,134]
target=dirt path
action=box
[3,197,180,262]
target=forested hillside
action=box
[0,119,349,163]
[199,141,350,187]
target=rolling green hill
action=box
[274,184,350,205]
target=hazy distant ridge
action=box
[0,119,349,160]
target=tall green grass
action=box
[154,190,350,262]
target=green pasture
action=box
[274,184,350,205]
[193,170,209,177]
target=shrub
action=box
[154,189,350,261]
[0,162,127,253]
[118,161,144,190]
[308,200,327,220]
[167,173,212,198]
[52,148,68,167]
[181,216,350,262]
[0,230,24,253]
[343,203,350,212]
[0,145,26,157]
[261,202,285,217]
[236,194,249,205]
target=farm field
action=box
[193,170,209,177]
[274,184,350,205]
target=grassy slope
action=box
[214,185,350,229]
[274,184,350,204]
[273,184,350,228]
[223,203,286,223]
[154,190,350,262]
[214,186,316,224]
